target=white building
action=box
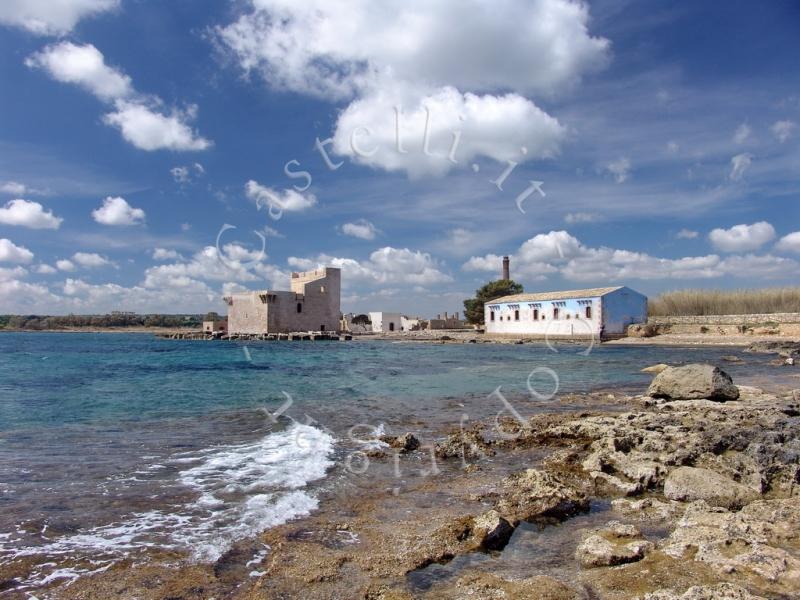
[369,311,403,333]
[484,286,647,338]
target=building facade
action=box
[484,286,647,338]
[369,311,403,332]
[224,267,341,334]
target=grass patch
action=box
[648,288,800,316]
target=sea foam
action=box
[0,422,336,587]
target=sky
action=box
[0,0,799,317]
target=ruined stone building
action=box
[224,267,341,334]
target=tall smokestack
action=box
[502,256,510,280]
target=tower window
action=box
[553,307,560,320]
[585,305,592,319]
[490,311,495,321]
[297,303,302,313]
[533,309,539,320]
[514,309,519,321]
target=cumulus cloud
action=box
[604,157,631,183]
[244,180,316,213]
[771,120,796,143]
[0,0,118,35]
[34,263,57,274]
[216,0,608,176]
[152,248,182,261]
[103,101,211,152]
[216,0,608,98]
[26,42,132,101]
[729,153,753,181]
[72,251,111,268]
[92,196,145,226]
[340,219,378,240]
[775,231,800,253]
[331,84,565,177]
[56,259,76,271]
[0,199,62,229]
[289,246,451,287]
[709,222,775,252]
[463,230,799,283]
[26,42,211,151]
[0,239,34,264]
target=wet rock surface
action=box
[18,373,800,600]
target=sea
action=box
[0,332,789,592]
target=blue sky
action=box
[0,0,799,316]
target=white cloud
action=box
[152,248,182,261]
[217,0,606,176]
[26,41,211,152]
[289,246,451,287]
[103,101,211,152]
[26,42,132,101]
[564,212,599,224]
[34,263,57,274]
[0,199,62,229]
[775,231,800,253]
[463,229,799,283]
[244,180,316,213]
[604,157,631,183]
[709,221,775,252]
[0,0,118,35]
[729,153,753,181]
[0,266,28,281]
[331,84,565,177]
[771,120,796,143]
[676,229,699,239]
[733,123,751,144]
[340,220,378,240]
[92,196,145,226]
[72,252,110,268]
[0,181,29,196]
[56,259,76,271]
[216,0,608,99]
[0,238,34,264]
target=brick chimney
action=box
[502,256,510,280]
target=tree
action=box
[463,279,523,325]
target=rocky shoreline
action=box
[6,357,800,600]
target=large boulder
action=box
[664,467,759,509]
[647,364,739,401]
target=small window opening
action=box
[585,305,592,319]
[514,309,519,321]
[553,308,560,320]
[297,303,302,313]
[490,311,495,321]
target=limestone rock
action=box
[647,364,739,401]
[744,340,800,357]
[494,468,588,524]
[380,432,420,453]
[641,363,670,374]
[434,430,493,460]
[664,466,759,509]
[469,509,514,551]
[662,499,800,594]
[641,583,767,600]
[576,535,652,568]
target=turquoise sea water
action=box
[0,332,784,590]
